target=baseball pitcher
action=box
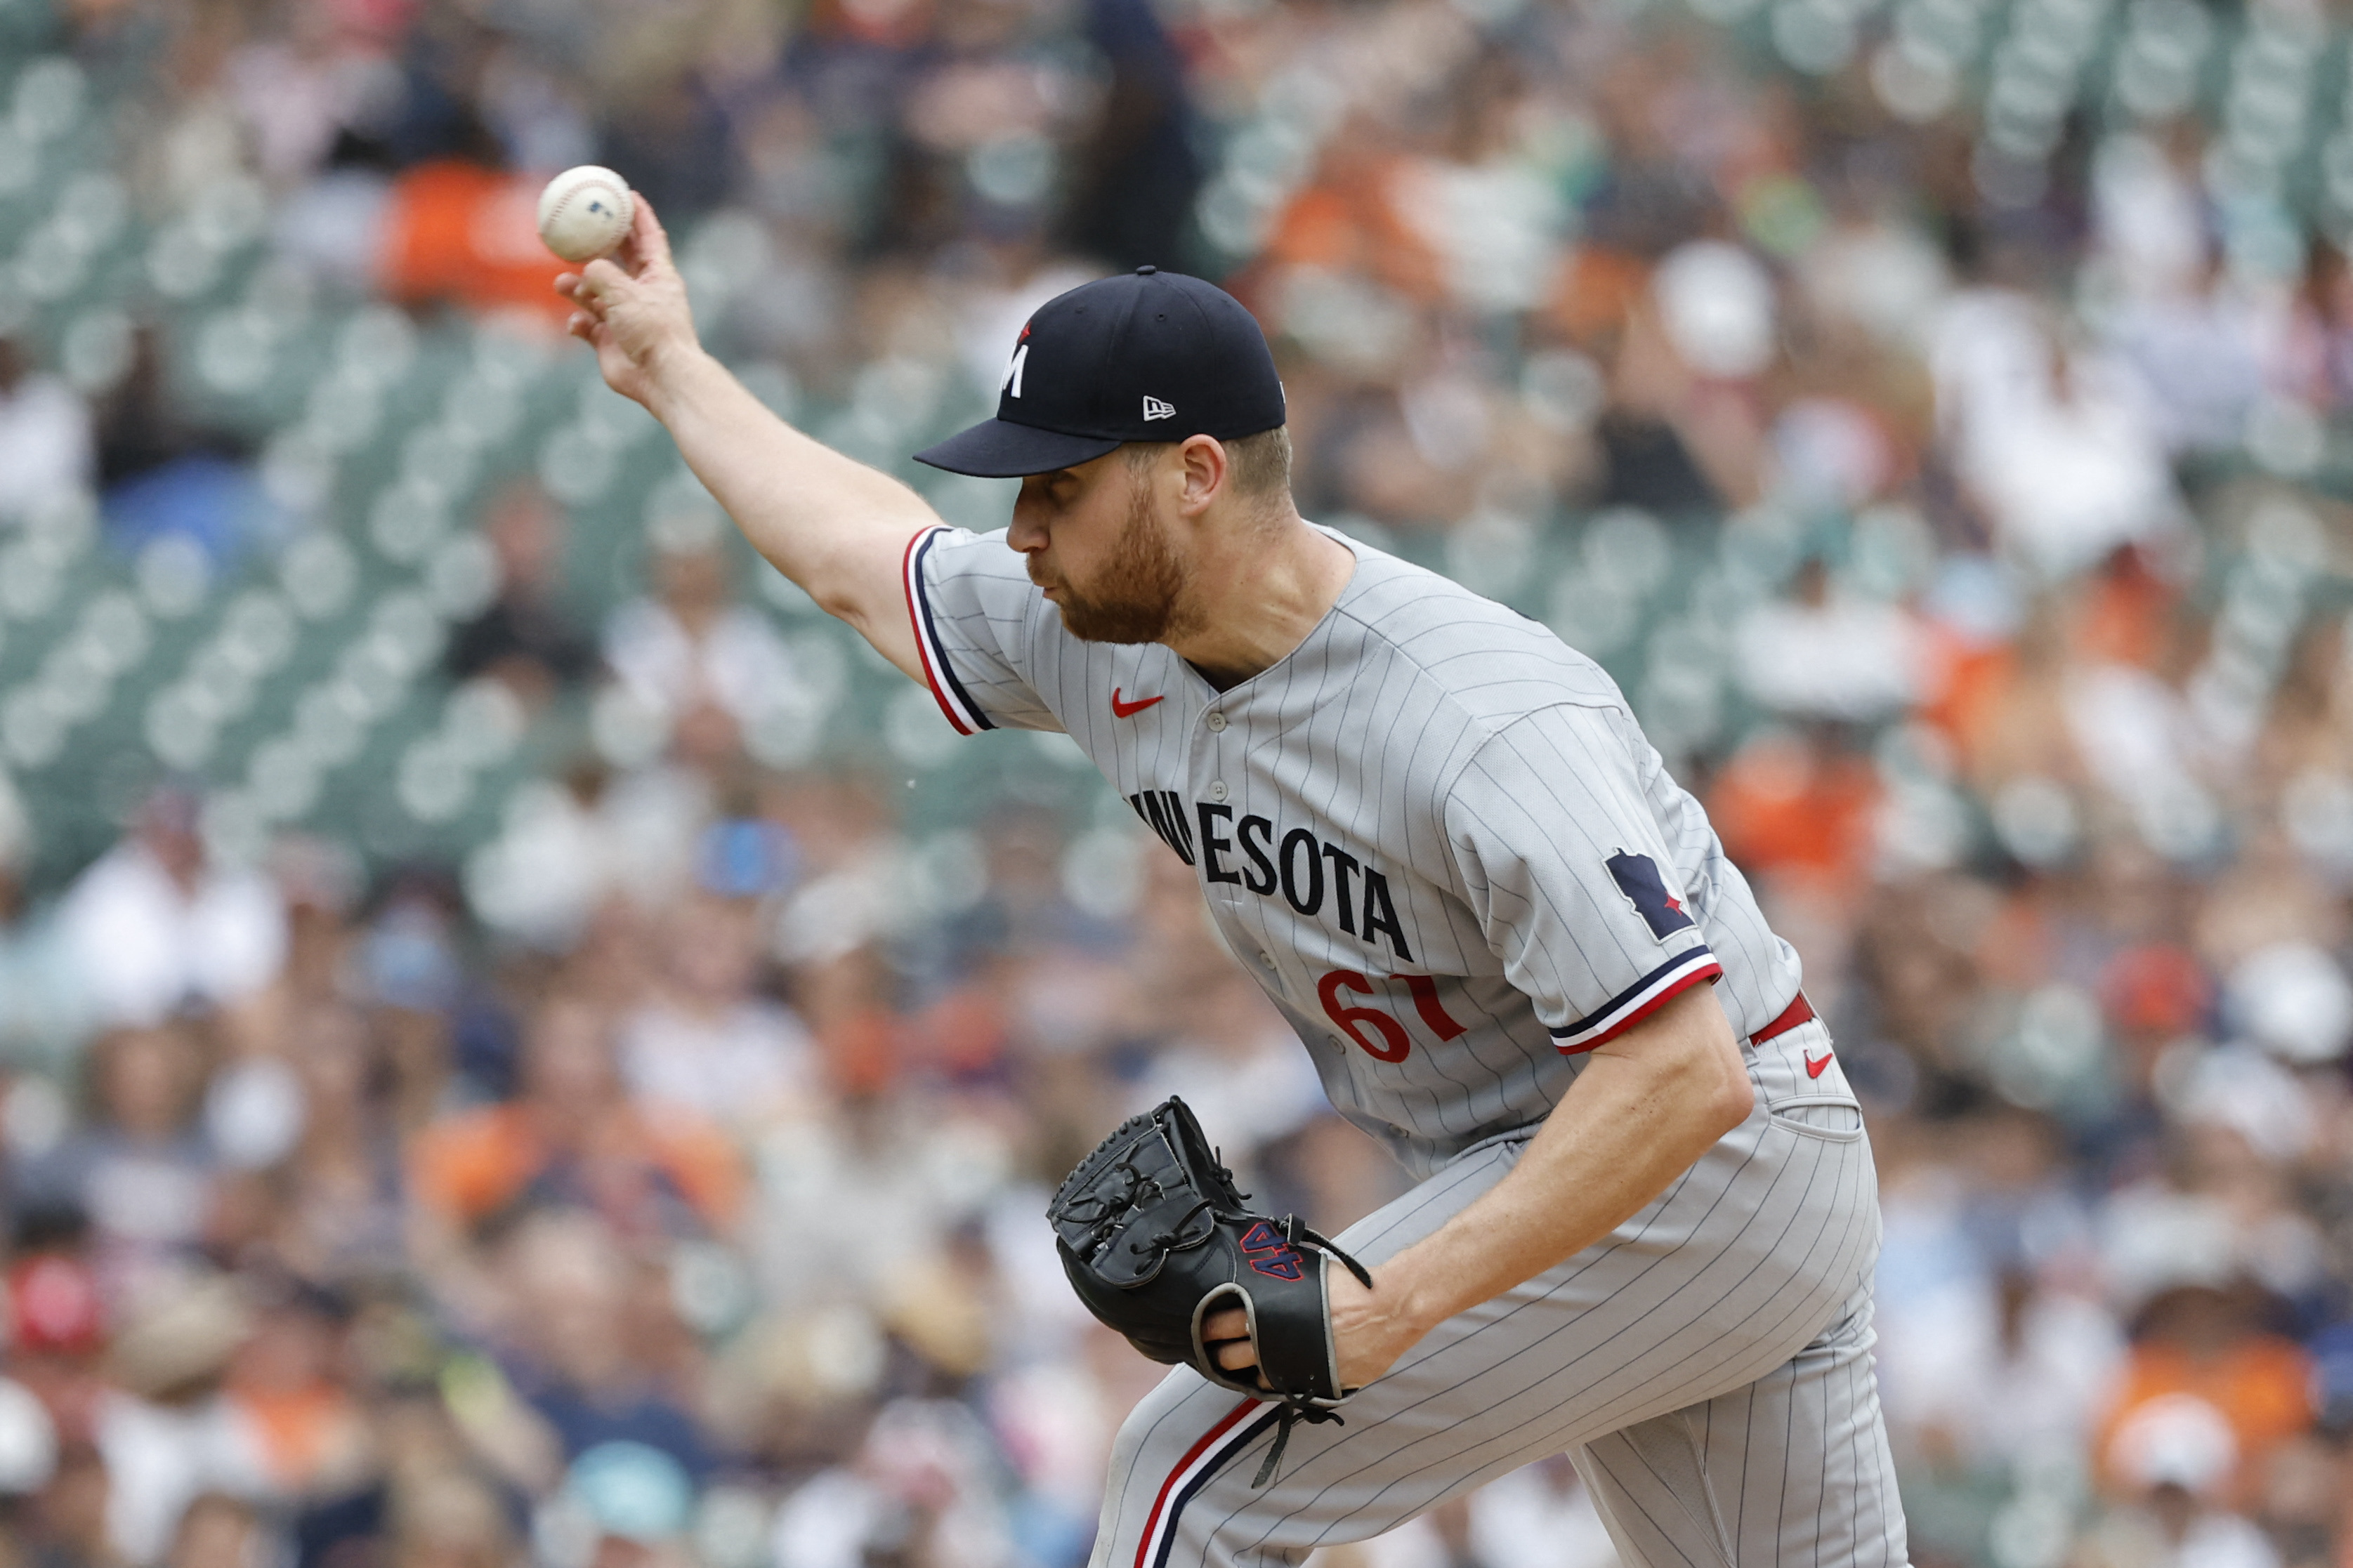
[558,199,1908,1568]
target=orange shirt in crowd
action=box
[1705,738,1881,892]
[1913,622,2012,759]
[2072,547,2180,671]
[381,160,572,322]
[2096,1337,2316,1505]
[230,1383,360,1492]
[408,1103,746,1233]
[1261,148,1446,303]
[1545,246,1652,346]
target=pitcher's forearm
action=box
[646,347,937,679]
[1373,987,1752,1338]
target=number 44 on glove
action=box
[1048,1097,1375,1487]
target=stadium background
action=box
[0,0,2347,1564]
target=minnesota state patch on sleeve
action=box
[1606,850,1695,941]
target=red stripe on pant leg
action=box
[1132,1398,1260,1568]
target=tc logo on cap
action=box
[1143,395,1174,421]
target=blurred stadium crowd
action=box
[0,0,2347,1565]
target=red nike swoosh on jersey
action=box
[1805,1051,1833,1079]
[1111,688,1164,718]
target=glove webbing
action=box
[1248,1215,1374,1490]
[1056,1155,1219,1265]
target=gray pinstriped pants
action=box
[1090,1022,1908,1568]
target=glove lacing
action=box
[1054,1156,1221,1263]
[1054,1142,1376,1491]
[1250,1215,1375,1489]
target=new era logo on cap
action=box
[912,266,1287,478]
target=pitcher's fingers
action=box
[1214,1340,1259,1372]
[554,272,583,298]
[579,257,630,301]
[565,311,596,342]
[1201,1306,1247,1341]
[626,193,673,270]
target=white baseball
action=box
[537,166,634,263]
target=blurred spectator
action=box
[443,482,598,706]
[379,112,565,321]
[2079,1394,2282,1568]
[160,1494,261,1568]
[1061,0,1202,272]
[273,1006,409,1283]
[8,1209,110,1445]
[493,1215,709,1478]
[1705,727,1882,892]
[619,883,815,1133]
[0,1377,62,1509]
[291,1383,520,1568]
[91,1277,270,1567]
[407,996,743,1242]
[1935,303,2183,581]
[55,791,286,1033]
[20,1028,216,1305]
[26,1440,119,1568]
[602,537,796,742]
[0,336,94,524]
[2095,1287,2315,1511]
[1735,558,1927,722]
[86,322,276,568]
[91,330,218,494]
[220,1281,363,1498]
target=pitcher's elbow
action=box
[1712,1067,1757,1138]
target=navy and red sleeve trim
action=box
[1548,945,1723,1053]
[901,525,992,736]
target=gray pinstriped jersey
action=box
[904,524,1805,1178]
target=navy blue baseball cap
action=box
[913,267,1286,478]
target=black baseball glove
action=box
[1048,1096,1374,1486]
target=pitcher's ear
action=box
[1176,433,1230,514]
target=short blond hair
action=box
[1125,426,1292,506]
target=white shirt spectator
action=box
[604,598,797,726]
[1962,355,2178,579]
[1802,216,1951,349]
[1882,1279,2126,1468]
[1934,294,2181,579]
[1736,591,1926,721]
[621,997,817,1128]
[2065,663,2201,801]
[1391,155,1566,316]
[58,841,287,1027]
[94,1390,272,1565]
[2092,134,2207,305]
[0,371,93,522]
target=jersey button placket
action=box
[1208,779,1228,803]
[1205,711,1227,732]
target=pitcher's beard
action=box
[1033,485,1199,644]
